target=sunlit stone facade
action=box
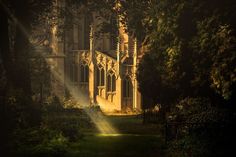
[56,6,142,112]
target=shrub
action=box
[9,128,69,157]
[42,108,93,141]
[44,96,64,112]
[5,88,42,129]
[167,97,236,157]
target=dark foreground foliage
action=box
[4,106,94,157]
[8,128,69,157]
[166,98,236,157]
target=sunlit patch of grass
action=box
[67,134,165,157]
[96,133,123,137]
[95,133,162,137]
[40,107,165,157]
[66,116,165,157]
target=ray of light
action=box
[0,1,30,39]
[1,0,118,134]
[46,58,118,134]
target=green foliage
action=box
[119,1,236,156]
[191,16,236,100]
[210,25,236,100]
[30,58,52,103]
[119,0,150,39]
[167,97,236,157]
[133,0,236,107]
[5,88,41,129]
[170,98,210,122]
[137,48,178,107]
[42,107,93,141]
[44,96,64,112]
[9,128,69,157]
[167,134,211,157]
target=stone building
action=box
[52,5,143,112]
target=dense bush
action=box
[121,0,236,156]
[43,116,84,142]
[43,96,64,112]
[3,94,94,156]
[8,128,69,157]
[166,97,236,157]
[42,103,93,141]
[4,88,42,130]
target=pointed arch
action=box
[80,64,89,83]
[123,76,133,98]
[69,54,78,82]
[96,64,105,86]
[107,71,116,92]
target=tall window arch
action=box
[123,77,133,98]
[96,64,105,86]
[107,71,116,92]
[80,64,89,83]
[69,54,78,82]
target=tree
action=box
[0,0,55,155]
[126,0,236,155]
[127,0,236,108]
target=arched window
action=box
[80,64,89,83]
[96,65,105,86]
[107,71,116,92]
[123,77,132,98]
[112,74,116,91]
[69,54,78,82]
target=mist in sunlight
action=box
[1,0,118,135]
[44,53,118,134]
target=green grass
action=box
[11,111,165,157]
[106,115,163,134]
[66,115,165,157]
[67,134,164,157]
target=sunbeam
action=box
[0,0,30,39]
[0,0,118,134]
[45,57,118,134]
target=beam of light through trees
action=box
[1,0,118,134]
[0,0,30,39]
[46,56,118,134]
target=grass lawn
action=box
[107,115,163,134]
[68,134,164,157]
[67,115,165,157]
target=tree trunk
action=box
[0,1,11,155]
[13,0,32,96]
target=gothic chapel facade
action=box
[53,4,143,112]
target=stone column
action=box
[89,25,95,105]
[133,38,138,110]
[116,35,122,111]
